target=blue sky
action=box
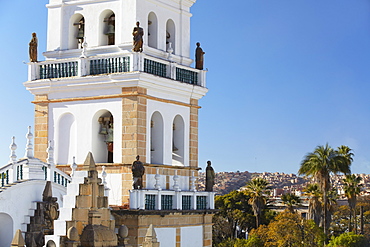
[1,0,370,174]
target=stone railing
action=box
[28,52,206,87]
[0,160,71,188]
[129,190,216,210]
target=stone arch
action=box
[92,110,114,163]
[0,213,13,247]
[57,113,76,165]
[69,14,85,49]
[166,19,176,54]
[150,111,164,164]
[148,12,158,49]
[99,10,115,46]
[172,115,185,166]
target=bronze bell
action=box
[105,24,115,35]
[76,28,84,39]
[99,125,107,135]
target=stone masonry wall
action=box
[34,94,49,161]
[121,87,147,164]
[189,99,199,168]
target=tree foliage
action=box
[343,174,363,233]
[250,211,324,247]
[281,193,302,213]
[244,178,271,228]
[298,144,352,237]
[327,232,368,247]
[213,190,255,245]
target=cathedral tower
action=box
[25,1,214,246]
[26,0,207,167]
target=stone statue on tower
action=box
[132,22,144,52]
[29,33,38,62]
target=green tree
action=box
[251,211,324,247]
[327,232,368,247]
[303,183,322,226]
[343,174,363,233]
[298,144,352,238]
[213,190,255,244]
[281,193,302,213]
[244,178,270,228]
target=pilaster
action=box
[121,87,147,164]
[189,99,199,167]
[34,95,49,162]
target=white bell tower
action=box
[25,0,207,167]
[24,1,215,246]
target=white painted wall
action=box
[103,173,122,205]
[155,227,176,246]
[0,213,13,247]
[146,174,189,191]
[181,226,203,247]
[46,0,195,58]
[0,180,66,245]
[147,99,190,166]
[50,98,122,165]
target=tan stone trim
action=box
[32,93,201,109]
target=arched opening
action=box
[166,19,176,54]
[46,240,57,247]
[57,113,76,165]
[0,213,13,247]
[92,110,114,163]
[150,112,164,164]
[69,14,85,49]
[148,12,158,49]
[99,10,115,46]
[172,115,184,166]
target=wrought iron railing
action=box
[32,53,204,86]
[130,190,215,210]
[90,57,130,75]
[40,62,78,79]
[182,195,192,210]
[161,195,173,210]
[145,194,156,210]
[144,59,167,78]
[1,171,9,187]
[42,166,47,180]
[17,165,23,180]
[53,171,69,187]
[176,68,198,85]
[196,196,207,210]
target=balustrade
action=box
[130,189,215,210]
[30,53,205,87]
[40,62,78,79]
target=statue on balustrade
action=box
[132,155,145,189]
[29,33,38,62]
[205,160,215,192]
[132,21,144,52]
[195,42,205,70]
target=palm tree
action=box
[244,178,270,228]
[298,144,352,238]
[343,174,363,233]
[281,193,301,213]
[303,183,322,226]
